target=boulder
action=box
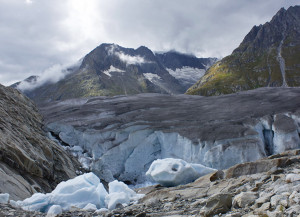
[201,193,232,216]
[233,192,258,208]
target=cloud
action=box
[106,44,149,65]
[116,52,147,65]
[17,60,81,91]
[0,0,299,85]
[25,0,33,4]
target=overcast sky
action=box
[0,0,299,85]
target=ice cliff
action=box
[39,87,300,184]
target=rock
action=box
[202,193,232,216]
[255,192,274,206]
[225,213,242,217]
[270,194,289,208]
[289,191,300,205]
[210,170,224,182]
[266,210,284,217]
[225,157,291,179]
[268,166,284,175]
[233,192,258,208]
[286,205,300,216]
[0,84,79,200]
[255,202,271,213]
[135,212,147,217]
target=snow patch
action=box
[146,158,216,187]
[103,66,125,77]
[166,67,205,82]
[144,73,161,82]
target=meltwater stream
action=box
[277,38,288,87]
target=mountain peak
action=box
[187,5,300,96]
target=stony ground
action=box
[2,149,300,216]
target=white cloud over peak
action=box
[116,52,147,65]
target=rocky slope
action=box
[3,149,300,216]
[13,44,216,103]
[187,6,300,96]
[38,87,300,186]
[0,84,80,200]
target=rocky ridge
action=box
[187,6,300,96]
[0,84,80,200]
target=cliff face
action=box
[187,6,300,96]
[0,84,79,200]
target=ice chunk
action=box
[96,208,109,214]
[105,180,144,210]
[16,173,108,212]
[0,193,9,204]
[83,203,97,211]
[105,192,130,210]
[15,173,144,213]
[46,205,62,216]
[146,158,216,187]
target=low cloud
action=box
[107,44,149,65]
[17,60,81,91]
[116,52,147,65]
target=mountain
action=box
[13,44,216,103]
[0,84,80,200]
[187,6,300,96]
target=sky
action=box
[0,0,299,86]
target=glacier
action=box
[40,88,300,185]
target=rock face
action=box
[0,84,79,200]
[187,6,300,96]
[13,44,216,103]
[39,87,300,185]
